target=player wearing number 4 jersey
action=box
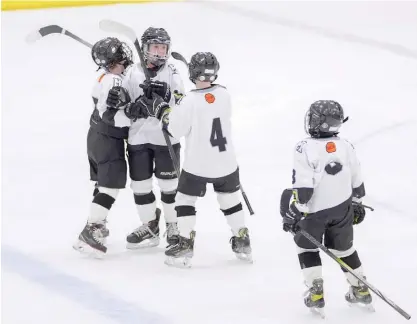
[133,52,252,267]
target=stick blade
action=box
[99,19,136,42]
[25,30,43,44]
[25,25,63,44]
[171,51,188,66]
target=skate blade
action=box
[126,237,160,250]
[310,307,325,319]
[235,252,253,263]
[164,256,192,268]
[72,240,105,259]
[347,301,375,312]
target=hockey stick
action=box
[25,24,186,63]
[171,51,188,66]
[295,228,411,320]
[26,25,93,48]
[353,201,375,211]
[240,184,254,215]
[99,19,181,178]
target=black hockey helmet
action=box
[141,27,171,67]
[188,52,220,84]
[305,100,345,138]
[91,37,133,70]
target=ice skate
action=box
[230,227,253,263]
[345,279,374,312]
[73,223,107,258]
[164,231,195,268]
[126,208,161,249]
[164,222,180,245]
[304,278,325,318]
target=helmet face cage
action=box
[141,27,171,67]
[118,42,134,69]
[92,37,133,70]
[143,41,171,66]
[188,52,220,84]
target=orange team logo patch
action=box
[326,142,337,153]
[205,93,215,104]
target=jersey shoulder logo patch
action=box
[326,141,337,153]
[205,93,215,104]
[295,140,307,153]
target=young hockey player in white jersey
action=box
[107,27,185,249]
[74,37,148,257]
[280,100,371,314]
[131,52,252,267]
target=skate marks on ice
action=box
[197,1,417,60]
[2,245,170,324]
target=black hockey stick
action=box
[25,23,186,63]
[240,184,254,215]
[26,25,93,48]
[294,228,411,320]
[352,201,375,211]
[99,19,181,178]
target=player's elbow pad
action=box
[353,183,365,199]
[280,188,293,217]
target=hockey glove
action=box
[124,99,148,121]
[173,90,184,104]
[139,80,171,103]
[136,93,171,120]
[352,202,366,225]
[283,202,305,233]
[106,86,131,109]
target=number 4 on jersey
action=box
[210,117,227,152]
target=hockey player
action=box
[280,100,371,314]
[130,52,252,267]
[107,27,185,249]
[73,37,147,256]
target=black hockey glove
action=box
[282,202,305,233]
[352,202,366,225]
[106,86,131,109]
[139,80,171,103]
[124,99,148,121]
[136,93,171,120]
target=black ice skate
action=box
[164,231,195,268]
[345,279,374,312]
[164,222,180,245]
[230,227,253,263]
[304,278,325,318]
[73,223,108,258]
[126,208,161,249]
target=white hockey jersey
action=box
[167,84,238,179]
[90,72,131,138]
[122,62,185,146]
[292,137,364,213]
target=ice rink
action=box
[2,1,417,323]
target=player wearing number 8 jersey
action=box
[279,100,372,313]
[133,52,252,266]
